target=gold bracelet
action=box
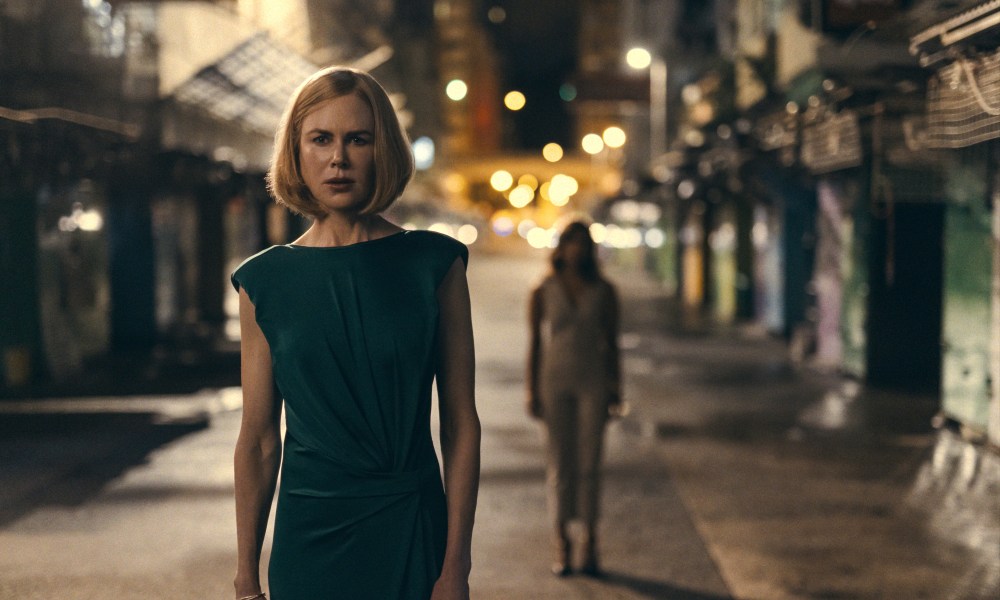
[237,594,266,600]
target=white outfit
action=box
[536,275,617,526]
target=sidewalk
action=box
[607,264,995,600]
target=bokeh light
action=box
[487,6,506,23]
[581,133,604,155]
[428,222,455,237]
[412,136,435,170]
[645,227,666,248]
[626,47,652,70]
[442,172,466,195]
[547,174,578,207]
[542,142,564,162]
[518,173,539,190]
[677,179,696,199]
[517,219,536,238]
[490,169,513,192]
[508,184,535,208]
[491,212,515,236]
[589,222,608,244]
[445,79,468,101]
[602,126,626,148]
[504,90,526,111]
[456,224,479,245]
[526,227,553,249]
[559,83,577,102]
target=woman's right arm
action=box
[526,286,544,419]
[233,287,282,599]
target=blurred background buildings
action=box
[1,0,998,572]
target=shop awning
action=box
[910,0,1000,62]
[170,32,319,135]
[909,1,1000,149]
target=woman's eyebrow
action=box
[303,127,373,136]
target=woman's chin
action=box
[314,197,367,216]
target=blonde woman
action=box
[232,67,480,600]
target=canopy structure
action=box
[171,32,319,135]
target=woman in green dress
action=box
[231,67,480,600]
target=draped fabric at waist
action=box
[281,436,442,499]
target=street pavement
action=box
[0,247,990,599]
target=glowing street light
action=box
[627,46,667,162]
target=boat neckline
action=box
[284,230,409,249]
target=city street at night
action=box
[0,249,987,599]
[3,3,1000,597]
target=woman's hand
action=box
[233,573,264,599]
[607,390,628,420]
[526,391,543,420]
[430,565,471,600]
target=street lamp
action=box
[627,46,667,163]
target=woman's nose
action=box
[330,143,348,167]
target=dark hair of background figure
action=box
[551,221,600,282]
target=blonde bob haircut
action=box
[267,67,414,218]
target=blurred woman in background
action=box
[526,220,621,577]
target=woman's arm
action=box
[526,285,544,419]
[432,257,481,600]
[605,283,622,408]
[233,288,283,599]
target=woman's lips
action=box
[323,178,354,191]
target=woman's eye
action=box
[351,136,368,145]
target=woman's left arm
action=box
[433,256,481,600]
[606,283,623,408]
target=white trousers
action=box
[541,389,609,528]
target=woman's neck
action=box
[558,266,589,282]
[294,214,397,247]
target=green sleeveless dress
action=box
[231,230,468,600]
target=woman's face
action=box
[298,93,376,215]
[560,231,589,265]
